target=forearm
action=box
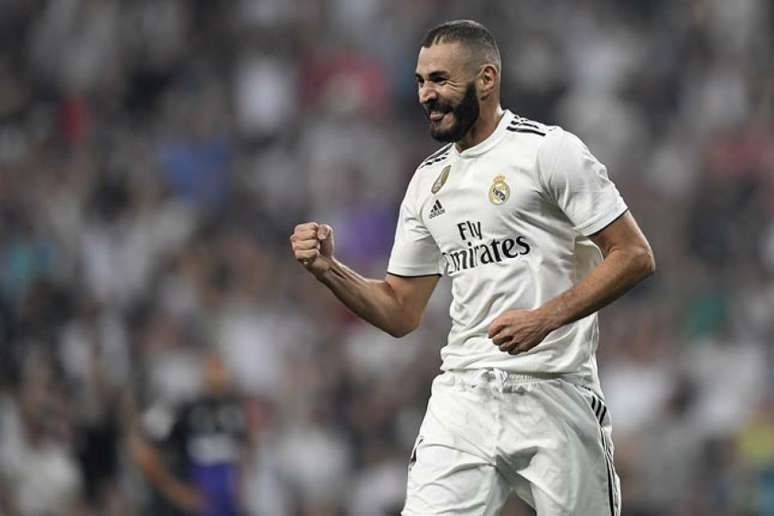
[130,436,201,510]
[540,247,654,330]
[315,258,415,337]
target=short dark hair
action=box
[421,20,501,72]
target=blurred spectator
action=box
[132,352,247,516]
[0,351,84,516]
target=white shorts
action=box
[403,369,621,516]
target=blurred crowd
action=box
[0,1,772,515]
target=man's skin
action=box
[290,41,655,351]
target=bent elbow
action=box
[387,325,416,339]
[386,327,409,338]
[386,317,420,338]
[636,246,656,279]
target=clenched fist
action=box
[290,222,335,277]
[488,308,555,355]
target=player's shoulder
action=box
[402,144,453,202]
[503,115,562,146]
[503,115,576,164]
[416,143,454,171]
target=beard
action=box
[424,81,480,143]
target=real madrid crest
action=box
[431,165,451,194]
[488,175,510,205]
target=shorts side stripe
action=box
[598,427,615,516]
[590,394,607,424]
[581,389,618,515]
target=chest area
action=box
[180,400,244,439]
[178,400,245,465]
[419,157,544,248]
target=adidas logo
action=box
[428,199,446,219]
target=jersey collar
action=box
[452,109,514,158]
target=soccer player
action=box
[290,20,655,515]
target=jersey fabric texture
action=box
[387,110,628,390]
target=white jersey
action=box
[387,110,628,387]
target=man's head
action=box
[416,20,501,143]
[203,352,230,395]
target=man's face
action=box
[203,354,229,394]
[416,42,481,143]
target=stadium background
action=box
[0,1,772,515]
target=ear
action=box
[477,64,499,100]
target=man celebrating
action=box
[291,20,654,515]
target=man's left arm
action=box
[489,211,654,354]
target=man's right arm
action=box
[290,222,439,337]
[129,432,205,513]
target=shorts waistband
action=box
[440,368,564,392]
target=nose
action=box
[418,82,437,105]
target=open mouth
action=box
[428,110,449,122]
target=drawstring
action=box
[471,369,490,389]
[469,368,508,394]
[492,369,508,394]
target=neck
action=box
[455,104,504,152]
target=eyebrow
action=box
[415,70,449,81]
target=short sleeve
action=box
[538,129,628,236]
[387,180,442,277]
